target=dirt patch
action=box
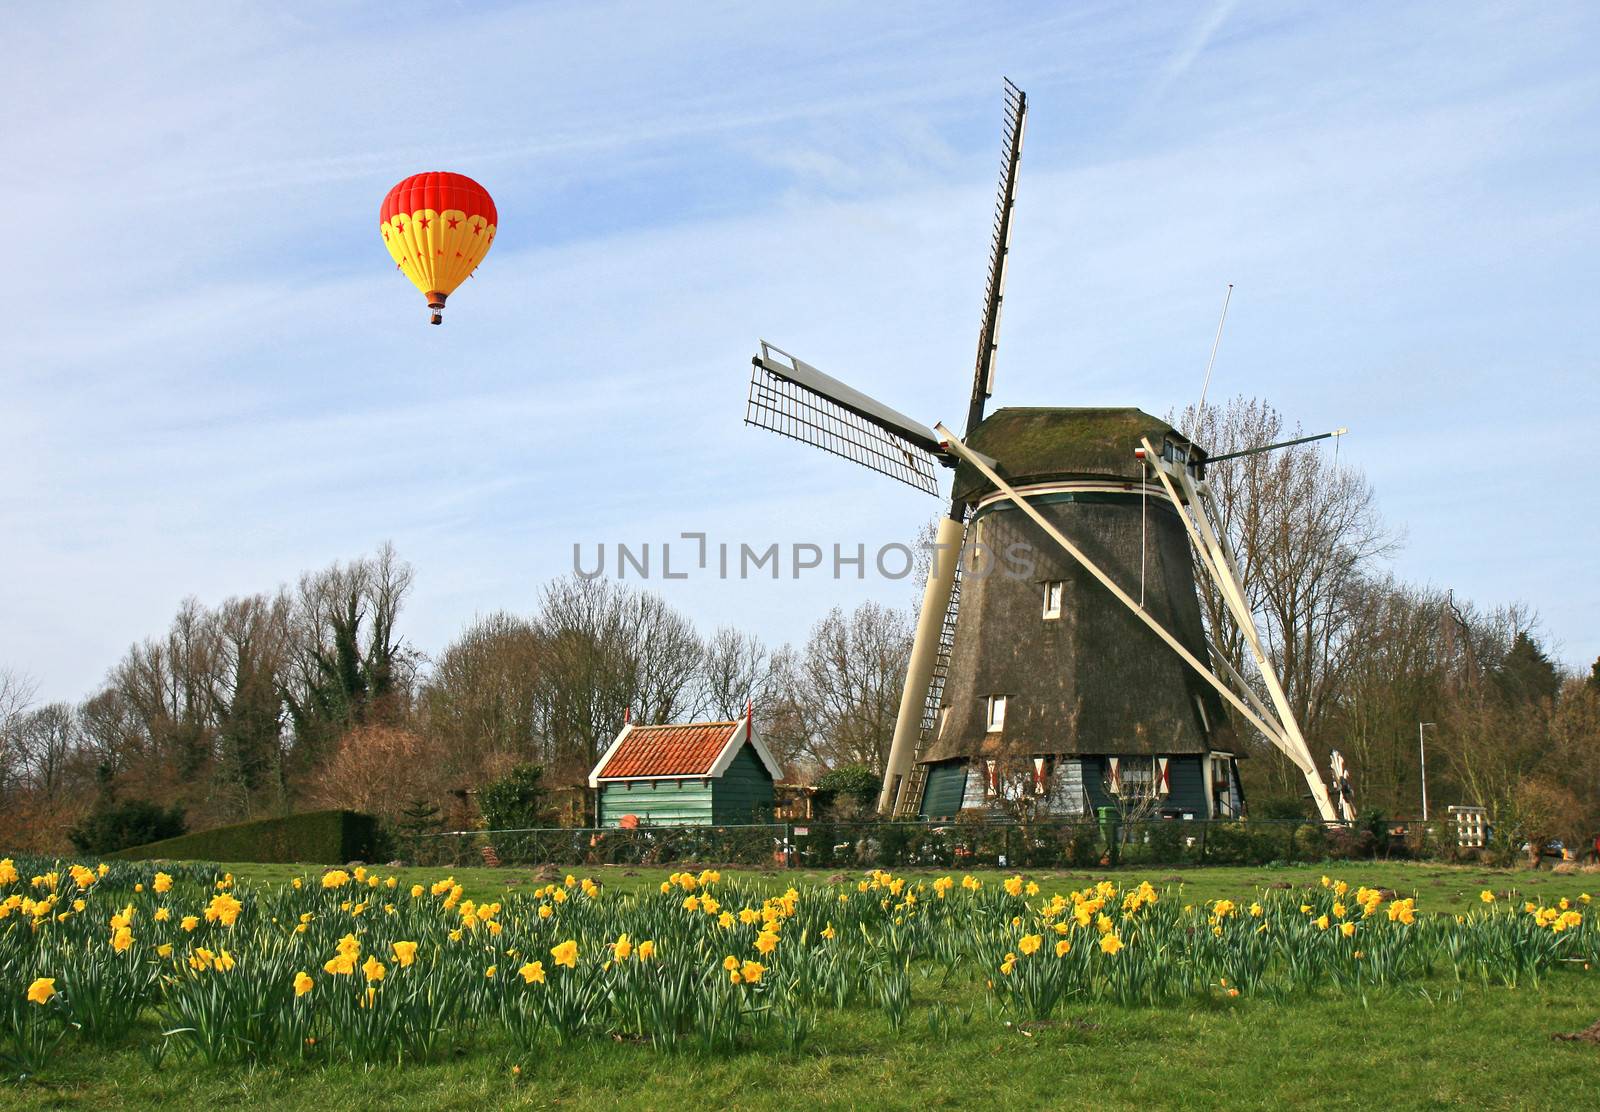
[1553,1019,1600,1044]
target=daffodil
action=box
[551,939,578,969]
[26,977,56,1005]
[294,971,313,997]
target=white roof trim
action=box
[708,715,784,780]
[587,722,635,788]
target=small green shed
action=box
[588,715,780,828]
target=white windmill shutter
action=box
[1157,756,1171,796]
[1107,756,1121,795]
[985,759,999,797]
[1033,757,1047,796]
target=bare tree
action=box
[111,597,221,781]
[765,601,912,775]
[532,577,705,781]
[628,592,705,725]
[0,668,38,795]
[12,703,80,802]
[423,611,544,781]
[699,627,774,721]
[1329,577,1449,813]
[207,593,293,816]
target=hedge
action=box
[108,809,380,865]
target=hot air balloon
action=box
[380,171,497,324]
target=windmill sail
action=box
[889,80,1028,815]
[745,341,945,496]
[969,78,1026,409]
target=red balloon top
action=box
[380,171,497,227]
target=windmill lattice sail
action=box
[971,78,1026,404]
[745,342,944,496]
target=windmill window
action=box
[1120,758,1155,799]
[1043,581,1064,619]
[986,695,1007,732]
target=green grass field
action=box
[8,861,1597,1110]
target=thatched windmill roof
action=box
[951,407,1201,503]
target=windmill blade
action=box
[745,341,945,496]
[968,78,1027,411]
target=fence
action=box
[410,816,1459,871]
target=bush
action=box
[1253,796,1309,821]
[108,809,380,864]
[1292,822,1328,861]
[478,765,549,831]
[69,800,187,855]
[813,765,880,817]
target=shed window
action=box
[986,695,1007,732]
[1043,581,1064,619]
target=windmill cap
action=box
[951,407,1203,504]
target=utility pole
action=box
[1418,722,1436,821]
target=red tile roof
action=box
[595,721,741,779]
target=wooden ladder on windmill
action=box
[896,561,964,817]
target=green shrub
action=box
[108,809,380,865]
[68,800,187,855]
[478,765,549,831]
[1292,822,1328,862]
[813,764,880,816]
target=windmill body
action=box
[743,80,1346,824]
[918,407,1241,819]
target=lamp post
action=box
[1418,722,1436,821]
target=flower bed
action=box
[1,855,1594,1074]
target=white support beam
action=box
[1145,441,1338,822]
[934,424,1296,761]
[1139,446,1295,748]
[878,515,964,812]
[1207,636,1291,748]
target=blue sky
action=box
[3,1,1597,703]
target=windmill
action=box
[743,81,1351,824]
